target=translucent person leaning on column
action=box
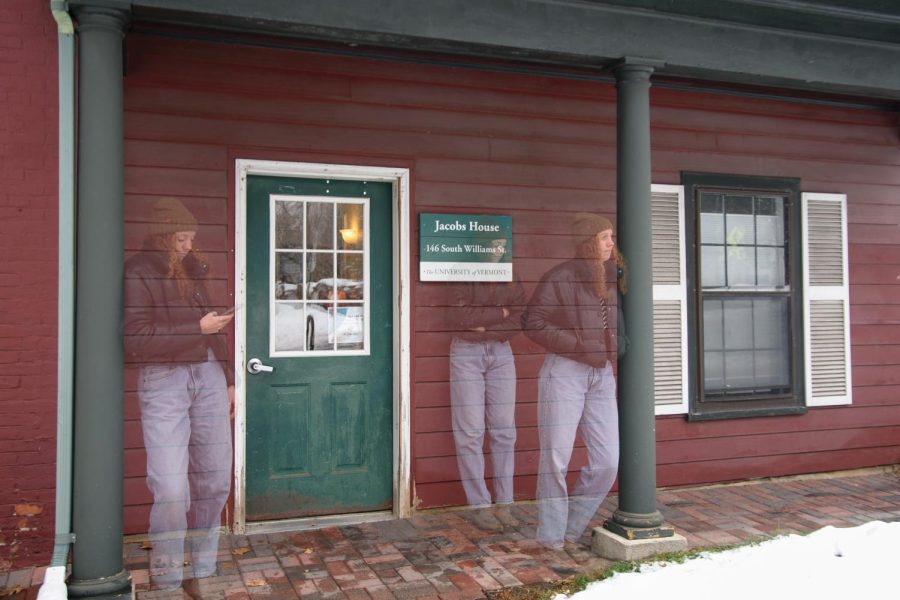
[124,198,234,597]
[522,213,625,550]
[445,238,526,531]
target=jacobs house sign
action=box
[419,213,513,282]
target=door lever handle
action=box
[247,358,275,374]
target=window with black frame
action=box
[684,173,805,419]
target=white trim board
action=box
[233,159,412,535]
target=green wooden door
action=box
[245,175,393,520]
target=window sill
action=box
[687,404,807,422]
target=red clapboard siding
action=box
[118,32,900,533]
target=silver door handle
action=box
[247,358,275,374]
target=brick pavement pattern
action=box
[3,470,899,599]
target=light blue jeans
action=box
[536,354,618,547]
[450,338,517,506]
[138,349,232,588]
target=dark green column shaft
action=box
[611,59,664,529]
[68,6,132,598]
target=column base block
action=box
[66,570,133,599]
[591,526,688,561]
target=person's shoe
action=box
[182,578,202,600]
[494,505,520,529]
[150,581,181,593]
[471,508,503,531]
[537,538,564,550]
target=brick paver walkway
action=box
[4,468,899,599]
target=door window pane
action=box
[306,253,334,293]
[333,304,364,351]
[275,252,304,300]
[306,202,334,250]
[337,254,364,300]
[337,203,364,251]
[271,196,368,355]
[273,303,307,352]
[275,201,304,249]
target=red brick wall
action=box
[0,0,59,570]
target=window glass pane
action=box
[754,349,790,388]
[273,303,308,352]
[725,195,755,246]
[724,350,755,391]
[752,297,789,350]
[275,200,304,249]
[275,252,304,300]
[723,299,753,350]
[757,247,786,287]
[755,196,785,246]
[700,193,724,244]
[306,202,334,250]
[704,350,725,393]
[702,298,724,351]
[337,254,364,300]
[306,252,334,292]
[334,304,365,350]
[701,246,726,288]
[337,203,364,251]
[726,246,755,287]
[305,303,335,351]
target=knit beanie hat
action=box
[572,212,613,244]
[148,197,198,236]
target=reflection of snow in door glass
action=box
[272,197,367,353]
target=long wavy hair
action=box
[147,233,206,301]
[577,237,627,300]
[615,249,628,296]
[576,236,608,300]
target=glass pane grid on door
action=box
[270,195,369,356]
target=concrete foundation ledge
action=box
[592,526,688,561]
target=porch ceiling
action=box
[70,0,900,101]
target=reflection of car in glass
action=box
[307,278,363,301]
[305,279,364,350]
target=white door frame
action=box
[232,159,411,534]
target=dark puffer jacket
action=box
[522,258,619,368]
[124,244,233,385]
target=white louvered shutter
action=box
[651,185,688,414]
[802,193,852,406]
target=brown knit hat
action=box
[148,197,198,236]
[572,212,613,244]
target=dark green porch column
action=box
[605,58,673,539]
[67,6,132,598]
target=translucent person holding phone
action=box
[124,198,234,595]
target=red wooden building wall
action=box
[118,34,900,534]
[0,0,60,569]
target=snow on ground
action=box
[557,521,900,600]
